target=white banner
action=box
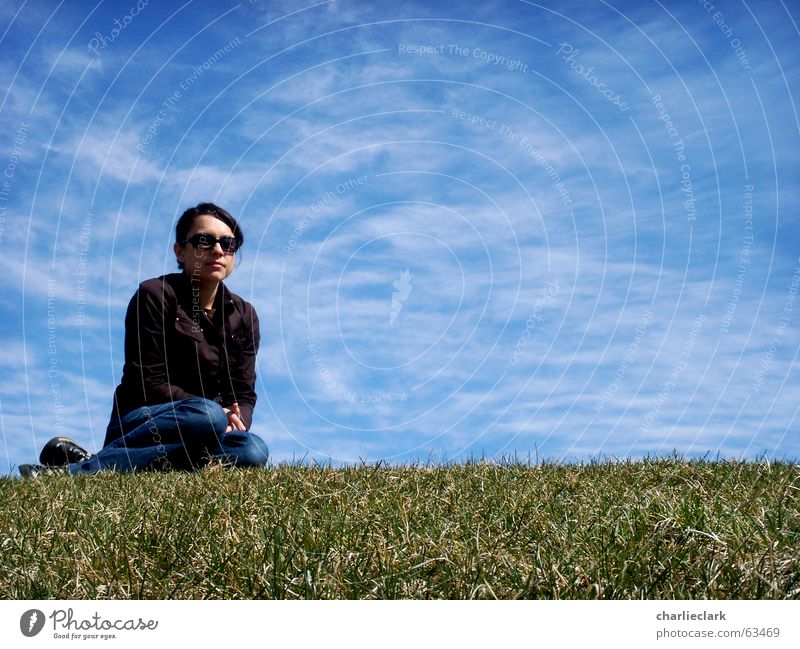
[1,600,798,648]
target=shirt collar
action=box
[176,271,235,314]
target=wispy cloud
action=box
[2,0,799,470]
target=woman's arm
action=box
[124,282,194,404]
[222,304,260,430]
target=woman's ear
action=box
[173,241,185,267]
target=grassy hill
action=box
[1,458,798,599]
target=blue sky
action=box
[1,0,798,470]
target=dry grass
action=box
[1,458,798,599]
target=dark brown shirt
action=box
[105,272,260,445]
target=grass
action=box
[1,458,798,599]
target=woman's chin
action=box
[187,268,227,283]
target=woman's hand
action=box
[223,402,247,433]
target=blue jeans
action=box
[70,397,269,474]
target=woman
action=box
[20,203,269,476]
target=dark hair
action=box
[174,202,244,270]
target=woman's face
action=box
[174,214,237,284]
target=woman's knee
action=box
[175,398,228,438]
[251,434,270,465]
[228,432,269,467]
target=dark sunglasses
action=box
[180,233,240,253]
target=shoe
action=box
[39,437,92,466]
[19,464,66,478]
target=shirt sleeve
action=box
[124,282,194,405]
[223,304,260,430]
